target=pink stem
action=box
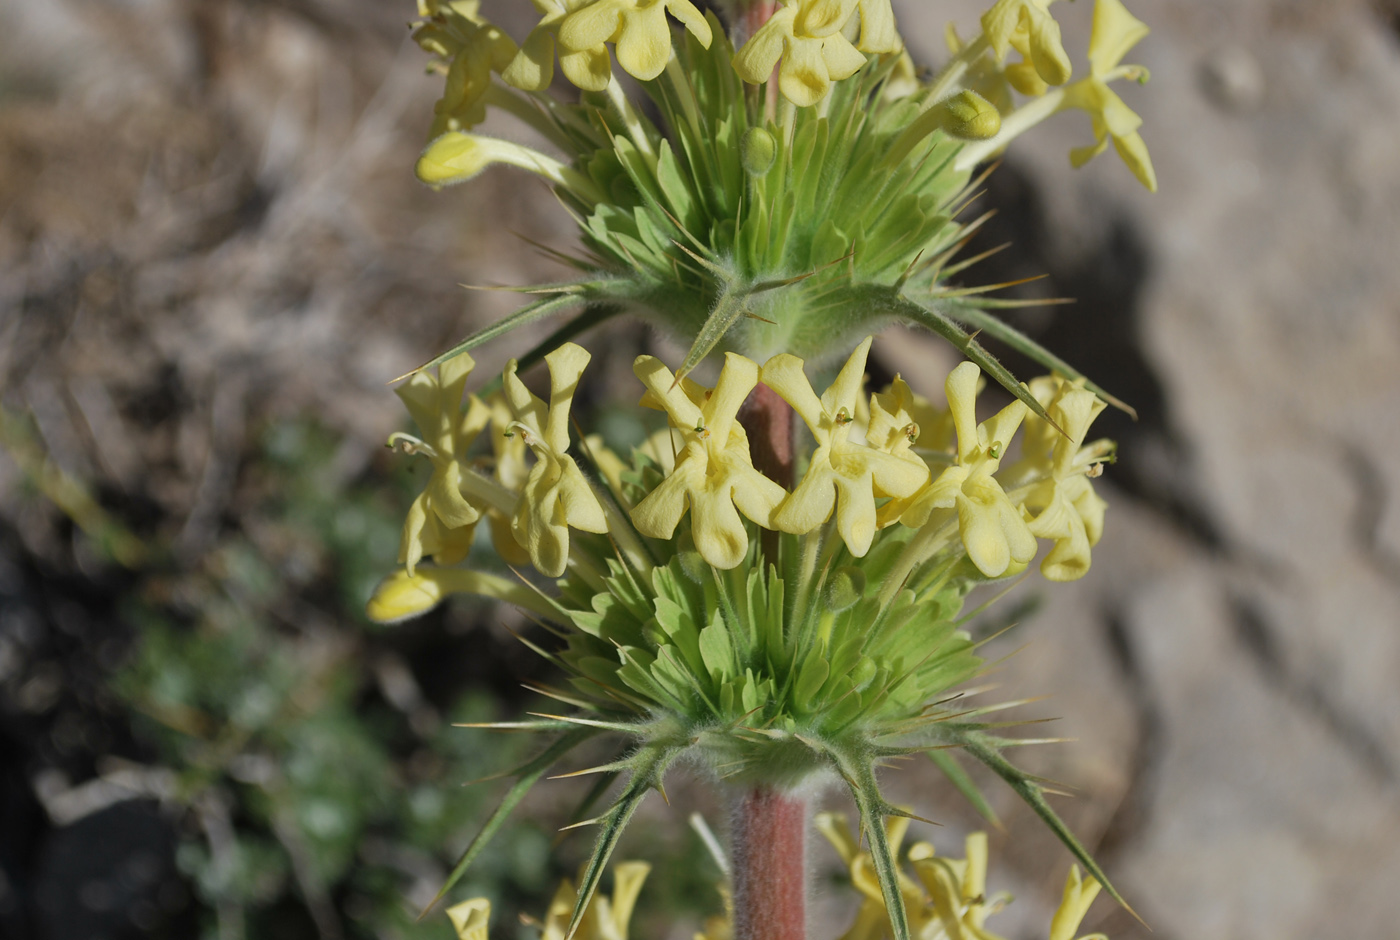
[731,787,807,940]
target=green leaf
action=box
[475,304,623,397]
[399,292,589,381]
[926,748,1000,827]
[832,747,911,940]
[941,302,1137,418]
[423,728,597,916]
[866,288,1054,427]
[698,615,736,682]
[961,734,1131,912]
[674,280,748,380]
[566,746,678,940]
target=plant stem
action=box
[740,380,794,562]
[731,786,807,940]
[740,382,794,489]
[733,378,805,939]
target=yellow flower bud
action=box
[938,89,1003,140]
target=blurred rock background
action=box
[0,1,1397,939]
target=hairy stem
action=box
[731,786,807,940]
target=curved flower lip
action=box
[981,0,1073,87]
[1060,0,1156,191]
[1008,379,1109,582]
[393,351,492,574]
[894,361,1036,578]
[503,343,608,577]
[556,0,712,86]
[762,337,929,557]
[629,352,787,569]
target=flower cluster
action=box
[374,337,1109,628]
[370,340,1119,940]
[412,0,1155,195]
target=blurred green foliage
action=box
[111,420,554,940]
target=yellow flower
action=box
[366,566,560,624]
[502,343,609,577]
[1048,866,1105,940]
[630,352,788,569]
[447,897,491,940]
[412,0,519,135]
[486,395,533,567]
[816,812,940,940]
[391,352,491,575]
[445,861,651,940]
[502,0,614,92]
[980,0,1072,89]
[732,0,870,108]
[557,0,713,87]
[1006,378,1109,582]
[1060,0,1156,191]
[896,362,1036,578]
[540,861,651,940]
[762,337,929,557]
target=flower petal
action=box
[1088,0,1149,75]
[773,456,838,533]
[615,2,672,80]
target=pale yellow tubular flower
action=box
[413,0,519,135]
[1060,0,1156,190]
[865,375,937,528]
[814,812,938,940]
[392,352,490,575]
[366,566,561,624]
[1013,381,1109,582]
[540,862,651,940]
[557,0,712,86]
[897,362,1036,578]
[503,344,609,578]
[447,897,491,940]
[981,0,1071,87]
[486,394,533,568]
[503,0,613,92]
[583,433,629,496]
[1048,866,1104,940]
[630,353,788,569]
[764,338,929,557]
[732,0,869,108]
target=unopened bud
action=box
[676,531,708,584]
[938,90,1002,140]
[741,127,777,177]
[824,566,867,612]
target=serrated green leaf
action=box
[961,734,1130,912]
[566,746,678,940]
[927,748,1000,827]
[833,747,911,940]
[474,303,623,397]
[941,302,1136,417]
[868,289,1054,427]
[399,292,591,381]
